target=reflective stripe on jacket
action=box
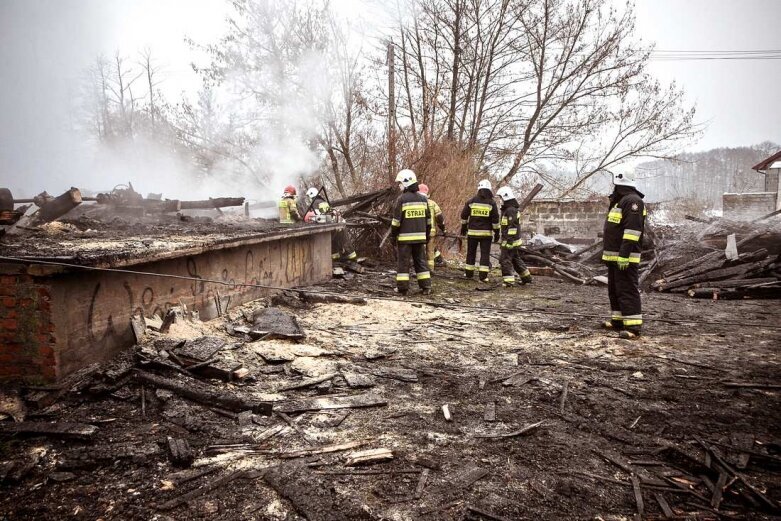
[312,196,331,215]
[391,191,431,244]
[500,202,523,249]
[279,197,301,224]
[460,195,499,238]
[602,189,646,264]
[427,199,445,237]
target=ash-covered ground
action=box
[1,266,779,520]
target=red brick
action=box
[0,275,17,285]
[0,318,17,331]
[18,298,34,309]
[2,297,15,308]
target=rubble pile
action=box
[648,218,781,299]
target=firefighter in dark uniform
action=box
[391,169,432,295]
[305,187,358,262]
[460,180,500,281]
[496,186,532,286]
[602,172,646,339]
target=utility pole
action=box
[387,40,396,184]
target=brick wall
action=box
[0,265,56,382]
[722,192,776,220]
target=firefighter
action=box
[460,180,500,281]
[391,169,431,295]
[601,171,646,339]
[305,187,357,262]
[278,185,302,224]
[418,183,446,271]
[496,186,532,286]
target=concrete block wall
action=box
[0,266,56,382]
[524,200,606,239]
[723,192,776,220]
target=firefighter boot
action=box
[619,328,641,340]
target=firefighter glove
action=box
[493,230,500,243]
[617,257,629,270]
[460,224,468,236]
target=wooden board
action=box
[275,393,387,414]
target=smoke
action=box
[0,0,113,198]
[0,0,372,205]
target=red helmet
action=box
[304,211,315,223]
[283,185,296,195]
[418,183,429,195]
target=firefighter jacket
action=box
[391,189,431,244]
[460,190,500,238]
[311,195,331,215]
[279,196,301,224]
[500,199,523,249]
[602,186,646,264]
[426,198,446,237]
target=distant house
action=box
[722,150,781,219]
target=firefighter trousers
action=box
[499,247,531,285]
[607,263,642,332]
[465,237,492,281]
[425,237,441,271]
[331,229,357,261]
[396,243,431,293]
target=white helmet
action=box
[613,171,636,188]
[395,169,417,188]
[306,187,319,199]
[477,179,492,192]
[497,186,515,201]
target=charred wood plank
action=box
[658,257,775,292]
[275,393,387,414]
[157,470,253,511]
[0,421,97,440]
[167,437,195,468]
[133,370,272,415]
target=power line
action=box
[2,255,779,331]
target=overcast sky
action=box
[0,0,779,196]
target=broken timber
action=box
[473,420,544,439]
[275,393,387,414]
[344,448,394,466]
[133,370,272,415]
[0,421,98,440]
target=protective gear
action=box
[602,184,646,335]
[619,330,640,339]
[278,196,301,224]
[304,211,316,223]
[306,187,319,199]
[497,186,514,202]
[418,183,429,195]
[493,230,500,243]
[284,185,297,196]
[460,190,500,281]
[424,196,446,271]
[391,189,431,293]
[499,198,531,286]
[477,179,492,192]
[396,169,418,188]
[311,195,332,216]
[612,172,636,188]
